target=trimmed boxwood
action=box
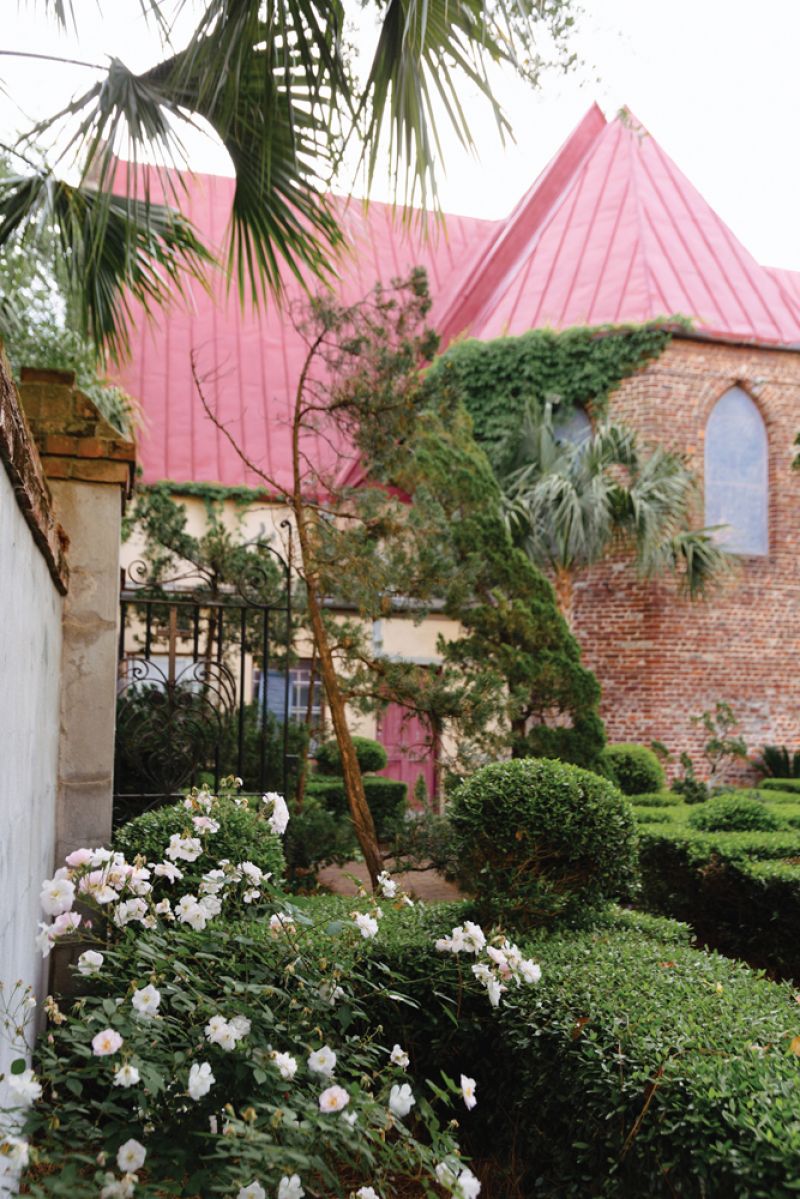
[632,789,681,807]
[762,778,800,795]
[599,742,665,796]
[314,736,388,776]
[688,794,781,832]
[305,774,408,840]
[637,821,800,976]
[290,897,800,1197]
[113,796,285,887]
[449,757,638,927]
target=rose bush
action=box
[0,785,530,1198]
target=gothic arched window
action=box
[704,387,768,555]
[555,405,591,446]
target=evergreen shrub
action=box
[114,795,285,887]
[305,775,408,840]
[449,757,638,927]
[599,743,665,795]
[688,795,781,833]
[632,790,681,806]
[282,797,359,886]
[314,736,388,776]
[324,898,800,1197]
[761,778,800,795]
[638,823,800,977]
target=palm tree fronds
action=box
[0,169,213,360]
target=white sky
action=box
[4,0,800,268]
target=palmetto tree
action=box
[502,402,731,621]
[0,0,578,358]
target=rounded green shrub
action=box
[600,743,665,796]
[449,757,639,928]
[114,796,286,886]
[314,736,388,776]
[687,796,781,833]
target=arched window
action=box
[704,387,768,555]
[555,405,591,446]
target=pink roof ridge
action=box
[114,104,800,487]
[444,105,800,347]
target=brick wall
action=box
[571,335,800,777]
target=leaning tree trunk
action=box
[291,501,382,887]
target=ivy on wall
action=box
[425,322,674,468]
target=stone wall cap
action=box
[20,366,77,386]
[0,354,69,594]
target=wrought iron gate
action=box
[113,536,295,826]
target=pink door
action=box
[376,705,436,806]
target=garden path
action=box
[317,861,461,901]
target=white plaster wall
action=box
[0,463,62,1082]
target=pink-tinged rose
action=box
[65,848,93,868]
[51,912,81,936]
[92,1028,123,1056]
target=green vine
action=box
[425,322,674,468]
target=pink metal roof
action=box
[116,107,800,486]
[116,177,498,488]
[440,108,800,346]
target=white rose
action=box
[113,1063,140,1088]
[318,1084,349,1113]
[307,1045,336,1076]
[7,1068,42,1105]
[388,1083,415,1118]
[273,1051,298,1080]
[77,949,104,976]
[116,1137,146,1172]
[188,1061,215,1100]
[40,876,75,917]
[131,984,161,1018]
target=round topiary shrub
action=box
[114,796,286,887]
[600,743,665,796]
[449,757,639,928]
[314,736,388,776]
[687,796,781,833]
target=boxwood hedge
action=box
[291,898,800,1196]
[638,821,800,977]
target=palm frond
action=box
[0,169,212,360]
[357,0,514,207]
[500,399,733,595]
[142,15,344,300]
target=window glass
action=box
[555,405,591,445]
[704,387,768,555]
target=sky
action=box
[3,0,800,268]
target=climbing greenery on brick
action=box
[425,323,672,468]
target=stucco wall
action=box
[0,460,62,1077]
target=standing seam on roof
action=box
[585,174,631,326]
[643,141,778,339]
[556,125,624,327]
[637,146,744,331]
[627,127,658,323]
[612,234,643,324]
[636,203,690,318]
[521,153,593,332]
